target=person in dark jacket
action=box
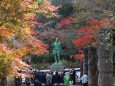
[59,72,64,86]
[35,72,41,81]
[38,72,42,82]
[41,72,46,86]
[52,72,60,86]
[26,78,31,86]
[34,79,42,86]
[72,69,76,85]
[14,76,22,86]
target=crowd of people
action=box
[21,69,82,86]
[15,69,88,86]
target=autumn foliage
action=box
[74,17,115,60]
[57,16,73,28]
[0,0,48,78]
[37,0,60,17]
[74,50,84,61]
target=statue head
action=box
[55,38,59,42]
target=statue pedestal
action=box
[50,66,64,72]
[50,62,64,72]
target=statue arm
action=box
[60,43,62,51]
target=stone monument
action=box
[50,38,64,72]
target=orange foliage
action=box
[74,54,84,61]
[74,50,84,61]
[37,0,60,17]
[0,0,48,78]
[42,1,60,12]
[0,26,14,39]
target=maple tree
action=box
[74,17,115,60]
[56,15,73,29]
[0,0,48,80]
[74,50,84,61]
[72,0,115,61]
[37,0,60,18]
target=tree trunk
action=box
[0,77,7,86]
[80,61,83,77]
[83,47,88,74]
[88,46,98,86]
[113,51,115,75]
[98,28,113,86]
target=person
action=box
[72,69,76,85]
[59,72,64,86]
[46,72,53,86]
[64,72,70,86]
[22,77,26,84]
[25,78,31,86]
[35,71,40,81]
[52,72,60,86]
[40,72,46,86]
[14,76,22,86]
[69,70,73,85]
[34,79,42,86]
[81,73,88,86]
[38,72,42,83]
[52,38,62,63]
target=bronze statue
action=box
[52,38,62,63]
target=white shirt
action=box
[81,74,88,83]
